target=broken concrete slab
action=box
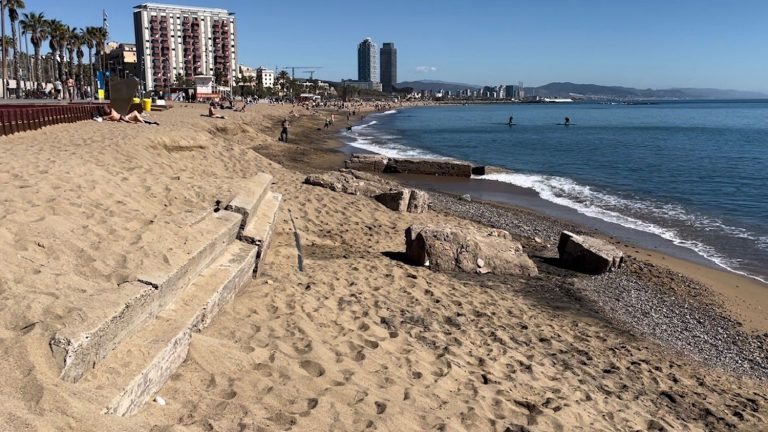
[303,171,385,196]
[224,173,273,229]
[384,158,474,177]
[374,189,412,212]
[344,154,389,172]
[50,210,242,383]
[405,225,538,276]
[345,154,485,178]
[557,231,624,274]
[80,242,258,416]
[407,190,430,213]
[240,192,282,275]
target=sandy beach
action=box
[0,102,766,431]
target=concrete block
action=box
[374,189,411,212]
[557,231,624,274]
[51,210,242,383]
[86,242,258,416]
[224,173,273,230]
[240,192,282,276]
[345,154,389,172]
[384,158,474,177]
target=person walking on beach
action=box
[280,118,290,143]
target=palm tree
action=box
[83,26,97,98]
[2,35,12,49]
[45,18,66,82]
[19,11,47,89]
[66,26,78,83]
[276,70,290,97]
[7,0,25,97]
[75,29,85,99]
[91,26,106,74]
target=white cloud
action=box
[415,66,438,73]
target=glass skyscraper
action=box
[380,42,397,93]
[357,38,378,83]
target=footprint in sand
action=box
[375,401,387,415]
[221,390,237,400]
[300,360,326,377]
[266,412,297,428]
[253,362,273,377]
[307,398,319,410]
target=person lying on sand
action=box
[99,105,159,125]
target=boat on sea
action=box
[542,98,574,103]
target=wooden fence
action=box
[0,104,106,137]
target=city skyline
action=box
[19,0,768,92]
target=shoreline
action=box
[291,106,768,334]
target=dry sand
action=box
[0,103,766,431]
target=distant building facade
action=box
[256,67,275,88]
[133,3,238,91]
[505,85,516,99]
[105,43,139,80]
[357,37,378,83]
[379,42,397,93]
[342,80,383,92]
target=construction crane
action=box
[302,70,317,80]
[279,66,323,80]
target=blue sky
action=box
[18,0,768,91]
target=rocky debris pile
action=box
[405,225,538,276]
[304,169,429,213]
[429,191,768,380]
[557,231,624,274]
[345,153,484,178]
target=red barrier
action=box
[0,103,106,137]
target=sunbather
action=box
[207,102,226,119]
[99,105,159,125]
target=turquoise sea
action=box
[342,101,768,282]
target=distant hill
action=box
[396,80,480,92]
[393,80,767,100]
[532,82,768,100]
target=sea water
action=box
[343,101,768,282]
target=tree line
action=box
[2,1,109,98]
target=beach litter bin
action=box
[142,98,152,113]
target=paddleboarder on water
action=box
[564,116,571,126]
[508,115,514,126]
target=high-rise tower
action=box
[357,38,378,83]
[133,3,237,91]
[380,42,397,93]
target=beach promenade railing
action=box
[0,103,106,137]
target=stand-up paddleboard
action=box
[556,123,575,126]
